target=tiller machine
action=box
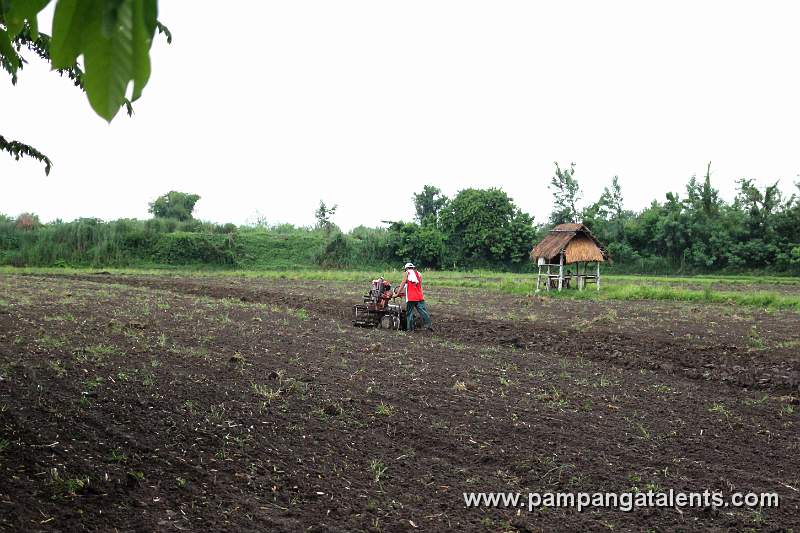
[352,278,406,330]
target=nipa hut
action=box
[530,223,610,291]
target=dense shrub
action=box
[315,232,351,268]
[153,232,240,265]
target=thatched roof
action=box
[530,223,610,263]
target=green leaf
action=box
[83,0,135,121]
[141,0,156,39]
[130,0,154,101]
[50,0,95,68]
[4,0,50,36]
[100,0,125,36]
[28,14,39,39]
[0,27,20,74]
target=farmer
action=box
[394,262,433,332]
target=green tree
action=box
[148,191,200,221]
[549,162,582,225]
[413,185,448,224]
[685,163,721,217]
[439,187,536,268]
[775,181,800,255]
[387,221,444,268]
[735,178,783,235]
[599,176,625,222]
[315,200,338,231]
[1,0,170,173]
[582,175,637,261]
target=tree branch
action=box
[0,134,52,175]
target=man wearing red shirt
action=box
[394,262,433,332]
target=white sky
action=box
[2,1,799,230]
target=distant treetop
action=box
[149,191,200,221]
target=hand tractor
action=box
[352,277,408,330]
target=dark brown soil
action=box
[0,272,798,532]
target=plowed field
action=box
[1,273,798,531]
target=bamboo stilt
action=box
[596,261,601,291]
[546,263,551,291]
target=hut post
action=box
[596,261,601,290]
[558,252,564,291]
[582,261,587,290]
[546,262,551,291]
[536,262,541,292]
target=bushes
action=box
[0,218,398,270]
[153,232,240,265]
[315,232,350,268]
[0,217,240,267]
[347,227,395,268]
[0,215,20,250]
[315,229,395,269]
[1,218,137,266]
[237,229,324,269]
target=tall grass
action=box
[0,218,240,267]
[0,218,404,271]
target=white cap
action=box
[403,262,415,269]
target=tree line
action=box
[556,162,800,272]
[2,165,800,273]
[317,162,800,273]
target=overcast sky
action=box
[2,1,799,230]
